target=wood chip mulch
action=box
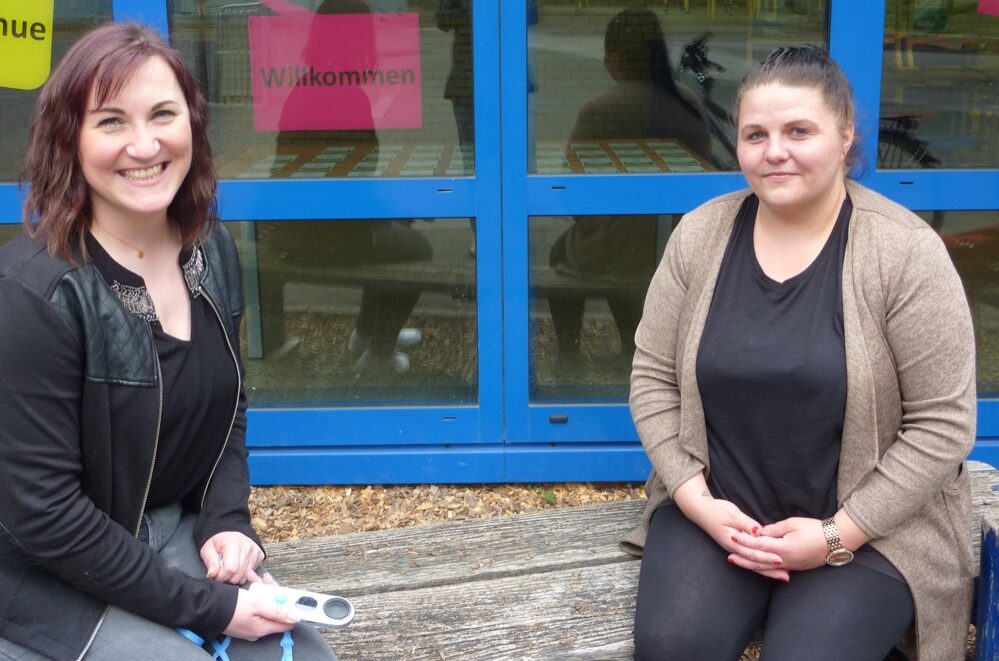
[249,482,643,543]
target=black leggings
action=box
[633,504,914,661]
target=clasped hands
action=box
[687,497,829,582]
[673,474,860,582]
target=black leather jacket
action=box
[0,226,258,660]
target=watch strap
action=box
[821,517,843,552]
[821,516,854,566]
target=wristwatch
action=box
[821,517,855,566]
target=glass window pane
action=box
[935,209,999,394]
[170,2,474,179]
[0,1,114,181]
[232,218,477,406]
[529,213,677,401]
[529,1,829,174]
[880,1,999,169]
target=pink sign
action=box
[980,0,999,16]
[248,12,422,131]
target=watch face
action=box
[826,549,855,567]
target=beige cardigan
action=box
[622,181,976,661]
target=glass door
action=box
[868,0,999,464]
[501,0,999,475]
[501,0,832,479]
[130,0,506,483]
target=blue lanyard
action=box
[178,628,294,661]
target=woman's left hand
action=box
[200,532,266,585]
[730,517,828,572]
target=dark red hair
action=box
[20,22,217,260]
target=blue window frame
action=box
[1,0,996,481]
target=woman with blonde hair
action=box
[625,45,975,660]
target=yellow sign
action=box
[0,1,55,90]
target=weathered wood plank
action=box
[316,561,640,661]
[264,462,999,660]
[268,463,999,593]
[265,500,644,595]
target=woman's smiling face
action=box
[736,82,854,216]
[77,55,192,226]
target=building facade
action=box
[1,0,997,483]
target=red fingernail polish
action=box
[731,535,739,542]
[752,527,759,535]
[774,559,782,565]
[727,557,734,564]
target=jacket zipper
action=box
[198,291,242,509]
[76,333,165,661]
[75,267,236,659]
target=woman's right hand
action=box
[223,587,300,641]
[672,473,789,581]
[688,497,789,581]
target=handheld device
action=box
[248,582,354,630]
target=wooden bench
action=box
[264,461,999,660]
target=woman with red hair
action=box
[0,23,337,661]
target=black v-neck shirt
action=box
[696,196,903,582]
[87,235,238,510]
[697,195,905,582]
[697,195,850,525]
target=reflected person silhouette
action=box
[548,8,710,365]
[435,0,473,160]
[265,0,432,374]
[435,0,477,255]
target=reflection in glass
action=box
[531,1,828,173]
[169,1,474,179]
[530,214,678,401]
[230,219,477,406]
[0,0,113,181]
[561,8,715,173]
[436,0,473,162]
[530,209,999,400]
[881,1,999,168]
[936,210,999,393]
[0,226,21,248]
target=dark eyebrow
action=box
[87,99,182,115]
[740,117,820,131]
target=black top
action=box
[698,195,849,524]
[150,301,238,507]
[87,236,238,509]
[697,196,903,581]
